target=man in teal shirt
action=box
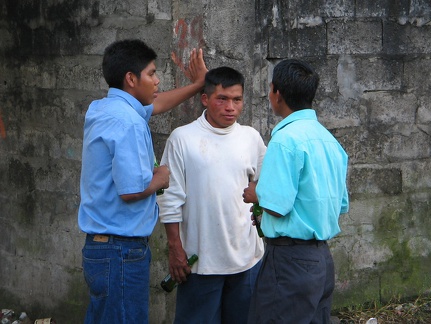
[243,59,349,323]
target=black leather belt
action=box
[87,234,149,244]
[265,236,326,246]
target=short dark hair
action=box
[102,39,157,89]
[204,66,244,96]
[272,59,319,111]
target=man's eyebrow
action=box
[217,94,243,98]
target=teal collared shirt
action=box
[256,109,349,240]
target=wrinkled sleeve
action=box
[112,122,152,195]
[256,141,301,217]
[340,181,349,214]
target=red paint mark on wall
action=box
[171,16,205,117]
[175,19,189,49]
[173,16,204,50]
[0,111,6,139]
[172,16,205,72]
[171,51,186,75]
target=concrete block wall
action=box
[0,0,430,322]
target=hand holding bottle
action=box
[153,160,169,195]
[167,244,193,284]
[242,180,258,204]
[154,159,168,195]
[243,181,264,237]
[161,254,198,292]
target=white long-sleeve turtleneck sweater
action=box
[158,110,266,275]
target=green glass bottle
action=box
[153,159,164,195]
[253,203,264,238]
[160,254,199,292]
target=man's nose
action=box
[225,99,234,110]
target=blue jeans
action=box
[82,234,151,324]
[174,260,261,324]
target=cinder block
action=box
[328,20,382,54]
[349,167,403,195]
[118,20,172,59]
[354,57,403,91]
[384,22,431,54]
[402,160,431,191]
[288,0,355,18]
[287,26,327,57]
[336,126,386,164]
[356,0,409,18]
[55,57,103,90]
[99,0,147,17]
[404,58,431,95]
[379,127,431,161]
[362,92,416,126]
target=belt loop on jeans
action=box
[265,236,326,247]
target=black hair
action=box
[272,59,319,111]
[204,66,244,96]
[102,39,157,89]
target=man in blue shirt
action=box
[243,59,349,323]
[78,39,207,324]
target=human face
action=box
[201,84,243,128]
[129,61,160,106]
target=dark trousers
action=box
[248,238,334,324]
[175,260,262,324]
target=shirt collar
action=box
[271,109,317,136]
[198,109,237,135]
[107,88,149,118]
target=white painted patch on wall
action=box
[272,3,279,28]
[291,16,323,29]
[337,55,363,100]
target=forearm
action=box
[119,184,158,202]
[164,222,190,282]
[120,166,169,202]
[263,207,283,218]
[164,222,183,249]
[152,82,203,115]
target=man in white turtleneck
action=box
[158,66,266,324]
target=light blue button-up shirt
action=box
[78,88,158,237]
[256,109,349,240]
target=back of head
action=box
[102,39,157,90]
[204,66,245,96]
[272,59,319,111]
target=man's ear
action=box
[201,93,208,107]
[124,72,136,89]
[276,90,283,104]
